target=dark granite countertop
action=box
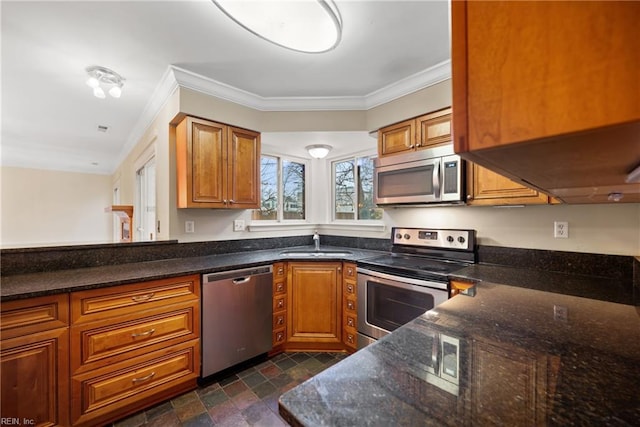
[451,263,635,305]
[0,246,381,301]
[279,281,640,426]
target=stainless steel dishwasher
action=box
[201,265,273,378]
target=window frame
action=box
[331,154,383,224]
[252,153,309,225]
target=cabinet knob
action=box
[229,199,235,203]
[467,195,473,200]
[409,144,415,149]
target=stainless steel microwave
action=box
[374,145,465,206]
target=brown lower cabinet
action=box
[1,294,70,427]
[285,262,344,352]
[0,274,201,427]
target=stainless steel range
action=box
[357,227,476,349]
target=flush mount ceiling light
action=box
[306,144,332,159]
[212,0,342,53]
[85,66,125,99]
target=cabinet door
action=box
[227,126,260,209]
[1,328,70,427]
[467,162,549,206]
[378,119,415,157]
[287,262,342,350]
[176,116,226,208]
[453,1,639,152]
[416,108,452,150]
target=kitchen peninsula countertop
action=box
[279,281,640,426]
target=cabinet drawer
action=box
[344,280,356,296]
[71,303,198,373]
[273,262,286,279]
[344,330,357,349]
[273,313,286,330]
[344,313,357,330]
[71,275,199,324]
[71,339,198,426]
[1,294,69,339]
[274,280,286,295]
[344,297,357,314]
[273,328,286,346]
[343,264,356,279]
[273,295,287,312]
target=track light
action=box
[85,66,125,99]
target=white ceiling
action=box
[1,0,451,175]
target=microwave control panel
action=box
[392,228,475,251]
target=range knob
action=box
[395,233,403,240]
[404,234,411,240]
[458,236,466,244]
[446,236,454,243]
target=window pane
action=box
[253,156,278,220]
[334,160,355,220]
[283,160,305,220]
[358,157,383,220]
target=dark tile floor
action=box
[111,352,347,427]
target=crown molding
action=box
[170,60,451,112]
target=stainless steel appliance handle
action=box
[432,333,440,375]
[232,277,251,285]
[432,158,441,200]
[357,268,448,291]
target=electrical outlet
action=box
[185,220,195,233]
[233,219,245,232]
[554,221,569,238]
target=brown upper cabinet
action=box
[378,107,452,157]
[176,116,260,209]
[452,1,640,203]
[466,163,551,206]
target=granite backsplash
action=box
[1,235,637,300]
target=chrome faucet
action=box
[313,231,320,251]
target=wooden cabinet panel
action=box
[71,340,198,427]
[287,262,342,349]
[1,295,70,426]
[71,304,198,374]
[378,119,415,157]
[342,262,358,352]
[271,262,287,353]
[1,293,69,340]
[467,162,550,206]
[176,116,260,209]
[70,275,200,426]
[1,327,70,427]
[71,275,199,324]
[452,1,640,203]
[227,126,260,208]
[416,107,452,150]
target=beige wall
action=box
[0,167,112,247]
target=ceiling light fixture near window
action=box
[212,0,342,53]
[306,144,332,159]
[85,66,125,99]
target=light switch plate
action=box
[185,221,195,233]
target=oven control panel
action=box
[392,228,475,250]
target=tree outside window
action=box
[333,156,382,221]
[253,155,306,221]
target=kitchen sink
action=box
[279,250,353,257]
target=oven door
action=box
[357,268,449,347]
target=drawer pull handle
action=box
[131,293,155,303]
[131,328,156,338]
[132,371,156,384]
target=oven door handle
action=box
[432,333,441,375]
[357,268,448,291]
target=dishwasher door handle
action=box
[232,277,251,285]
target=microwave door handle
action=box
[432,333,440,374]
[432,159,441,200]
